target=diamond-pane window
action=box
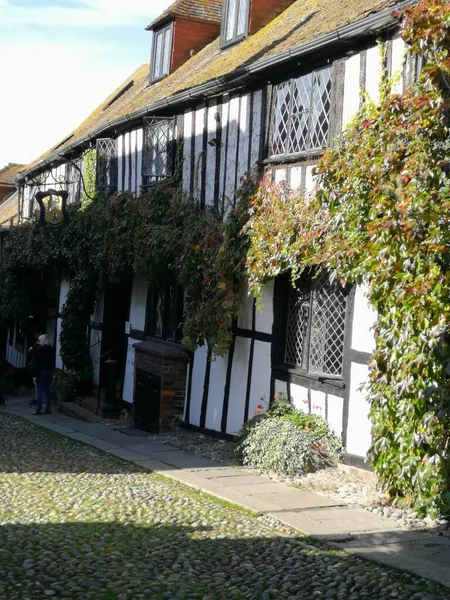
[142,117,176,185]
[150,23,173,82]
[271,68,332,157]
[284,271,349,378]
[96,138,117,192]
[222,0,249,46]
[146,283,183,342]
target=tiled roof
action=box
[0,191,18,227]
[22,0,404,177]
[0,163,24,184]
[146,0,223,30]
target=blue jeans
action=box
[36,370,53,411]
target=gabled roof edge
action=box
[18,0,409,182]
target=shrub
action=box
[235,394,344,464]
[238,417,315,476]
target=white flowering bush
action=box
[238,417,315,476]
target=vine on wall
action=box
[245,0,450,515]
[1,0,448,516]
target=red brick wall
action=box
[172,18,220,72]
[249,0,295,35]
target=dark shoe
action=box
[33,409,43,415]
[29,400,37,407]
[44,408,52,415]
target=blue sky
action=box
[0,0,173,168]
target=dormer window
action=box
[150,22,173,82]
[222,0,249,47]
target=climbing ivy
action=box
[245,0,450,516]
[81,149,97,207]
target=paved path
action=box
[2,396,449,589]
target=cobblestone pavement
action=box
[1,414,448,600]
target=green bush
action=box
[236,394,343,459]
[238,417,315,476]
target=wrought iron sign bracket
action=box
[35,189,70,227]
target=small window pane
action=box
[225,0,237,41]
[153,31,163,79]
[142,117,175,183]
[271,68,332,156]
[162,27,172,76]
[236,0,247,36]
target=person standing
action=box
[29,334,54,415]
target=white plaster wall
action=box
[205,99,218,206]
[365,45,382,105]
[304,166,315,194]
[250,90,263,167]
[274,379,288,398]
[346,362,372,457]
[238,282,254,330]
[391,36,406,94]
[351,286,376,354]
[123,337,139,403]
[187,344,209,427]
[290,383,310,411]
[248,340,271,416]
[342,53,361,128]
[290,166,302,190]
[255,280,274,334]
[236,94,250,186]
[129,275,147,331]
[326,394,344,439]
[226,337,251,434]
[274,168,287,183]
[193,106,206,199]
[205,354,228,431]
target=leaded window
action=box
[146,282,184,342]
[96,138,117,192]
[142,117,176,185]
[222,0,249,46]
[150,23,173,82]
[284,271,349,378]
[271,68,332,157]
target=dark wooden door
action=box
[134,368,161,433]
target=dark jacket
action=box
[29,344,54,376]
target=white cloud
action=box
[0,0,172,29]
[0,0,174,168]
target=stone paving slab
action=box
[332,533,450,588]
[32,422,76,435]
[108,448,150,462]
[135,458,178,472]
[199,467,254,478]
[250,490,343,510]
[147,450,223,469]
[205,474,273,486]
[229,482,293,495]
[122,441,180,455]
[65,432,121,450]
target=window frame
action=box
[268,66,333,161]
[95,138,117,193]
[145,282,184,343]
[273,272,353,387]
[221,0,250,49]
[150,22,174,83]
[141,116,176,186]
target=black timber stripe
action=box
[129,328,145,341]
[221,96,231,216]
[341,289,356,450]
[189,108,196,197]
[247,91,254,172]
[200,345,212,429]
[128,132,132,191]
[325,393,329,421]
[233,95,242,206]
[221,325,236,433]
[308,388,312,414]
[350,349,371,365]
[213,102,223,211]
[122,134,126,191]
[235,327,272,343]
[184,350,195,425]
[243,299,256,423]
[286,379,292,401]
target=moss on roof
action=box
[0,163,25,184]
[147,0,223,30]
[23,0,402,176]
